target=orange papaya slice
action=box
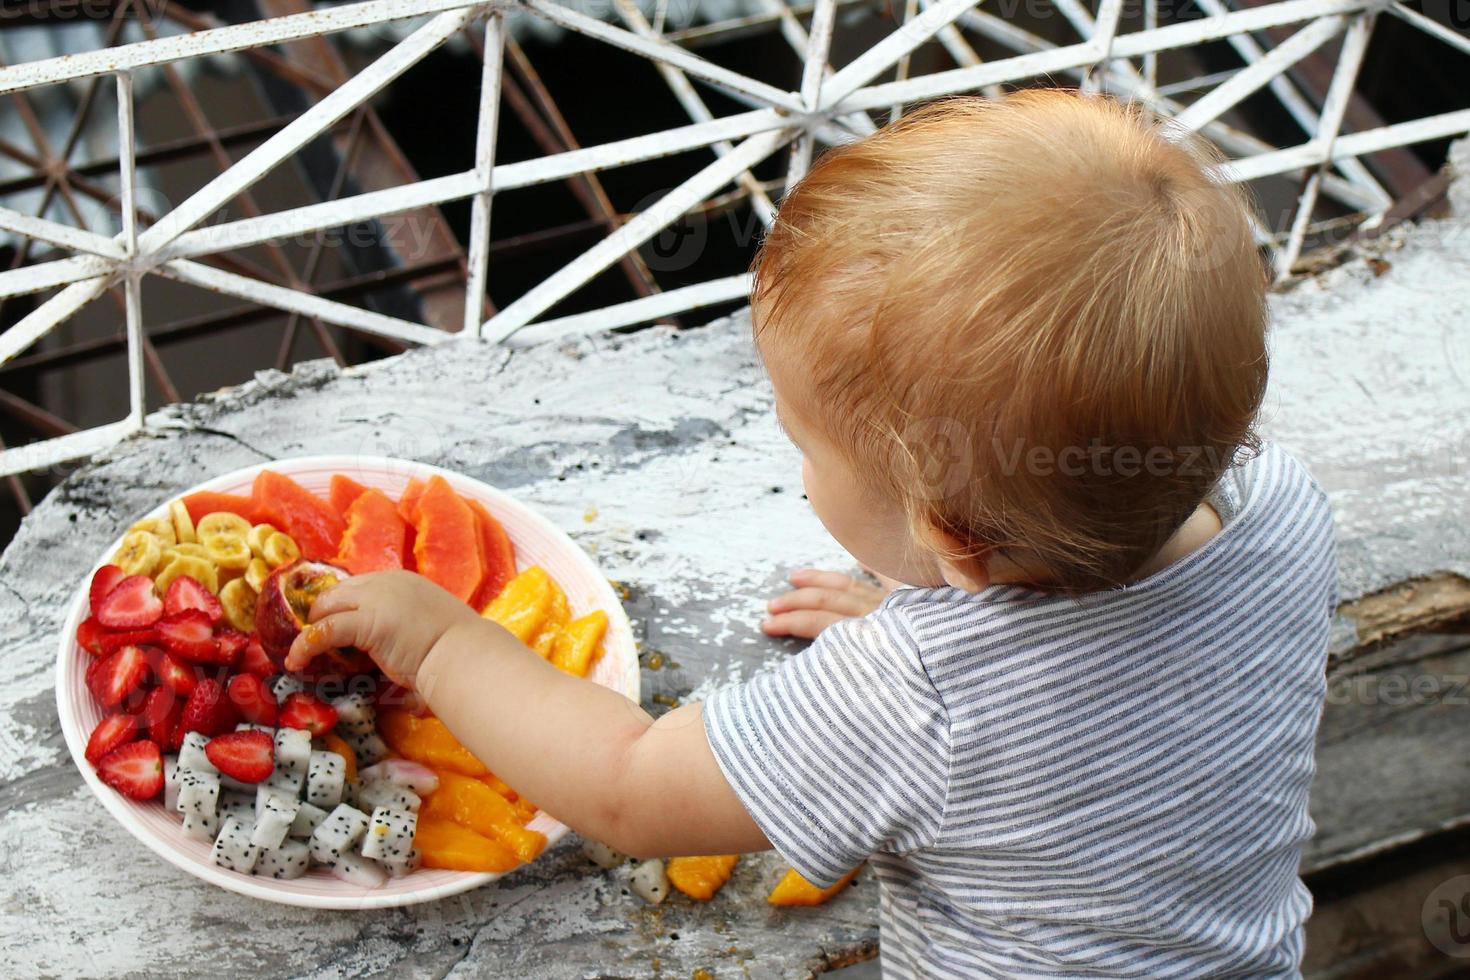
[411,476,483,604]
[397,478,426,524]
[464,498,517,609]
[667,855,739,901]
[329,474,369,517]
[767,866,861,906]
[250,470,344,562]
[181,490,260,526]
[334,488,407,574]
[414,815,522,872]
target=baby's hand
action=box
[283,570,482,690]
[761,568,893,640]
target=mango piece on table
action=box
[482,566,556,644]
[379,706,488,777]
[767,866,861,906]
[415,815,521,872]
[667,855,739,901]
[550,610,609,677]
[423,770,546,864]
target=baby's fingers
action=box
[761,609,846,640]
[284,611,361,673]
[769,586,880,618]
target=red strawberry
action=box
[227,673,278,727]
[94,574,163,630]
[89,564,128,617]
[96,739,163,799]
[86,644,150,709]
[164,575,223,624]
[204,729,274,783]
[139,687,185,750]
[152,650,198,698]
[98,628,158,656]
[238,635,275,678]
[76,617,107,656]
[84,712,138,765]
[155,610,220,663]
[278,691,338,737]
[180,677,237,737]
[215,629,248,669]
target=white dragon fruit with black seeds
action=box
[330,693,376,736]
[164,756,180,813]
[356,780,421,814]
[324,850,387,887]
[211,815,260,873]
[219,790,254,824]
[308,803,370,865]
[182,808,220,843]
[343,730,388,768]
[305,750,346,808]
[271,675,307,702]
[255,839,310,880]
[383,849,422,878]
[359,759,438,795]
[274,727,312,772]
[251,790,300,850]
[360,806,417,862]
[289,801,329,839]
[176,732,217,774]
[175,769,220,817]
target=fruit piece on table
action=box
[154,553,219,597]
[421,770,545,863]
[251,470,344,562]
[279,691,339,737]
[253,558,347,660]
[767,866,861,906]
[334,488,407,575]
[94,574,163,630]
[378,706,487,777]
[667,854,739,901]
[322,732,358,783]
[529,583,569,659]
[169,500,197,545]
[85,712,138,765]
[89,565,128,617]
[217,578,257,634]
[411,476,483,604]
[464,498,516,609]
[155,609,221,663]
[413,815,521,873]
[97,739,164,800]
[181,676,238,737]
[87,644,150,708]
[550,610,608,678]
[205,729,275,783]
[329,474,370,517]
[481,566,555,643]
[631,859,670,905]
[164,574,223,623]
[181,491,259,526]
[228,673,279,727]
[112,531,163,578]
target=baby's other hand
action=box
[761,568,894,640]
[283,570,482,690]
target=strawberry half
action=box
[98,628,158,656]
[164,575,223,624]
[278,691,338,737]
[89,564,128,617]
[215,629,248,669]
[152,650,198,698]
[96,739,163,800]
[87,644,150,709]
[94,574,163,630]
[155,610,220,663]
[203,729,274,784]
[76,617,107,656]
[180,676,237,737]
[84,712,138,765]
[238,635,275,678]
[227,673,278,727]
[139,687,185,751]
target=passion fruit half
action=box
[255,558,349,662]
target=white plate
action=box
[56,455,639,909]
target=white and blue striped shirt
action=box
[706,443,1336,978]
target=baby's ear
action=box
[920,523,992,593]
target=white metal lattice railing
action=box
[0,0,1467,476]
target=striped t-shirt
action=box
[705,443,1336,978]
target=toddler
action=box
[288,91,1336,978]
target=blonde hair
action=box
[753,91,1269,592]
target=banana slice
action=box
[197,512,252,542]
[247,523,278,559]
[204,534,252,571]
[245,558,272,592]
[166,543,211,561]
[218,578,257,633]
[127,516,177,547]
[170,500,197,545]
[263,532,300,568]
[113,531,163,578]
[156,553,219,596]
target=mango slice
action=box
[667,855,739,901]
[767,866,861,906]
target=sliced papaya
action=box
[414,814,522,872]
[464,498,517,609]
[411,476,483,604]
[667,855,739,901]
[767,866,861,906]
[334,488,407,574]
[422,770,546,863]
[481,566,554,642]
[550,610,609,678]
[397,478,426,524]
[329,474,369,517]
[379,705,488,777]
[250,470,344,562]
[181,491,259,526]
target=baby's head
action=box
[754,91,1268,593]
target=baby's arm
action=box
[285,571,770,858]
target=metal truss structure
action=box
[0,0,1467,480]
